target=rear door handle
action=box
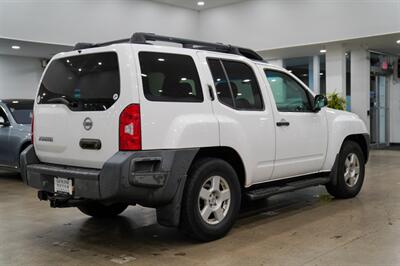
[80,138,102,150]
[208,85,215,101]
[276,120,290,127]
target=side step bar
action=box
[246,177,330,201]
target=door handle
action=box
[208,85,215,101]
[276,120,290,127]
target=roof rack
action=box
[73,32,265,62]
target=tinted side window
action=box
[139,52,203,102]
[265,70,313,112]
[222,61,264,110]
[208,59,264,110]
[6,101,33,124]
[0,107,7,122]
[208,59,234,108]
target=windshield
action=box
[37,52,120,111]
[5,101,33,124]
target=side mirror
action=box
[313,94,328,112]
[0,116,10,127]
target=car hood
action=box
[325,108,359,119]
[325,107,369,134]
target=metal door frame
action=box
[370,74,390,148]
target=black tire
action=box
[326,140,365,198]
[77,202,128,218]
[180,158,241,242]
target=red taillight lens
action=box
[31,113,34,144]
[119,104,141,151]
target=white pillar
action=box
[350,48,370,131]
[268,59,283,68]
[308,57,314,90]
[326,44,346,97]
[312,55,320,94]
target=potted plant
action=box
[326,92,346,110]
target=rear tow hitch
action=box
[37,191,84,208]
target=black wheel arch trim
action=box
[329,133,369,186]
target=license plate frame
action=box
[54,177,73,195]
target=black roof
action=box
[73,32,265,62]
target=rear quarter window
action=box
[139,52,203,102]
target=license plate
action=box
[54,177,73,195]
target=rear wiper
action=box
[47,97,78,107]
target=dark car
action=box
[0,99,33,172]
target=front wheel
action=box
[77,202,128,218]
[326,141,365,198]
[180,158,241,242]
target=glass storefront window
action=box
[283,57,313,87]
[346,52,351,111]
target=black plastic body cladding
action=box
[21,145,198,209]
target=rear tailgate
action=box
[33,45,138,169]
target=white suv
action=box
[21,33,369,241]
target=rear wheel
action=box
[180,158,241,242]
[77,202,128,218]
[326,141,365,198]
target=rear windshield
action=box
[6,101,33,124]
[38,52,120,111]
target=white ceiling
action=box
[0,37,72,59]
[151,0,248,10]
[259,32,400,60]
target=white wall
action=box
[0,55,42,99]
[0,0,200,44]
[199,0,400,50]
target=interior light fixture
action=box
[197,1,205,6]
[157,58,165,62]
[11,45,20,50]
[396,40,400,44]
[320,49,327,53]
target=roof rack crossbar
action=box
[73,32,265,62]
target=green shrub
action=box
[326,92,346,110]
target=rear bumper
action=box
[20,145,198,207]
